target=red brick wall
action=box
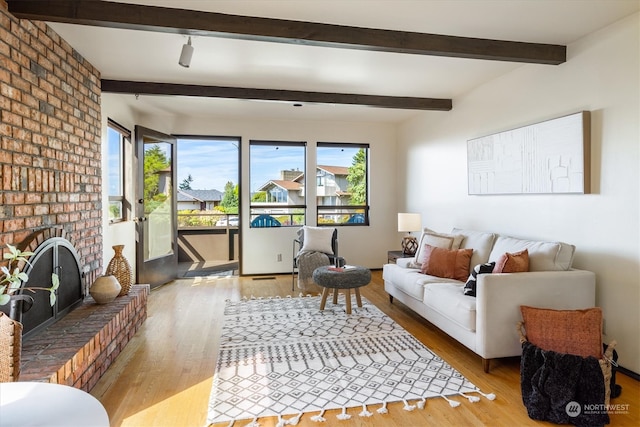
[0,4,103,282]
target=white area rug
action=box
[206,295,494,425]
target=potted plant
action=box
[1,244,59,317]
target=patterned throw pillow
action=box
[419,244,473,282]
[463,262,496,297]
[520,306,603,358]
[493,249,529,273]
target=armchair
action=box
[292,226,343,292]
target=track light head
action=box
[179,36,194,68]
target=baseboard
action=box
[618,365,640,381]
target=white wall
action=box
[397,14,639,373]
[118,114,399,275]
[101,95,139,278]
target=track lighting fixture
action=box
[179,36,194,68]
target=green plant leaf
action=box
[0,294,10,305]
[51,273,60,290]
[49,291,57,306]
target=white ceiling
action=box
[47,0,639,124]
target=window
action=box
[107,119,129,223]
[249,141,306,227]
[175,137,239,228]
[316,143,369,226]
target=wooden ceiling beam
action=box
[100,80,453,111]
[8,0,566,64]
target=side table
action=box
[0,382,110,427]
[387,250,410,264]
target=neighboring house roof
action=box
[317,165,349,176]
[258,180,303,192]
[177,189,223,202]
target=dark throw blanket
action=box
[521,341,609,426]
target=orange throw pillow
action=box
[493,249,529,273]
[520,306,603,358]
[420,244,473,282]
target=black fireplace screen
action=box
[1,237,84,337]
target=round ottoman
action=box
[312,265,371,314]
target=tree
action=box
[251,191,267,202]
[220,181,239,213]
[143,145,170,213]
[179,174,193,190]
[347,148,366,205]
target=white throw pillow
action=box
[301,226,335,254]
[413,229,464,266]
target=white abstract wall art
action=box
[467,111,591,195]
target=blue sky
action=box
[176,139,358,193]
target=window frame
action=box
[316,142,370,227]
[107,119,130,224]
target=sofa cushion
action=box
[520,306,602,358]
[420,244,473,282]
[493,249,529,273]
[489,236,575,271]
[382,264,428,300]
[452,228,497,271]
[412,229,464,267]
[424,283,477,331]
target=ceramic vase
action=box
[89,275,121,304]
[105,244,133,296]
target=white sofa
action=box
[382,228,596,372]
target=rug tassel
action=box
[310,410,326,422]
[376,402,388,414]
[276,415,285,427]
[246,417,260,427]
[459,392,480,403]
[336,407,351,420]
[402,399,416,411]
[225,421,234,427]
[359,404,373,417]
[286,412,303,425]
[416,397,426,409]
[475,389,497,400]
[440,394,461,408]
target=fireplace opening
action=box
[1,230,84,338]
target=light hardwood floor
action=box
[91,271,639,427]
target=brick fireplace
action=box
[0,3,103,279]
[0,3,145,390]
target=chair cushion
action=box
[300,226,334,254]
[520,306,602,358]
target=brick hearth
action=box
[19,285,149,392]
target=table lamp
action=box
[397,213,421,256]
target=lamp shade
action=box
[397,213,421,233]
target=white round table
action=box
[0,382,109,427]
